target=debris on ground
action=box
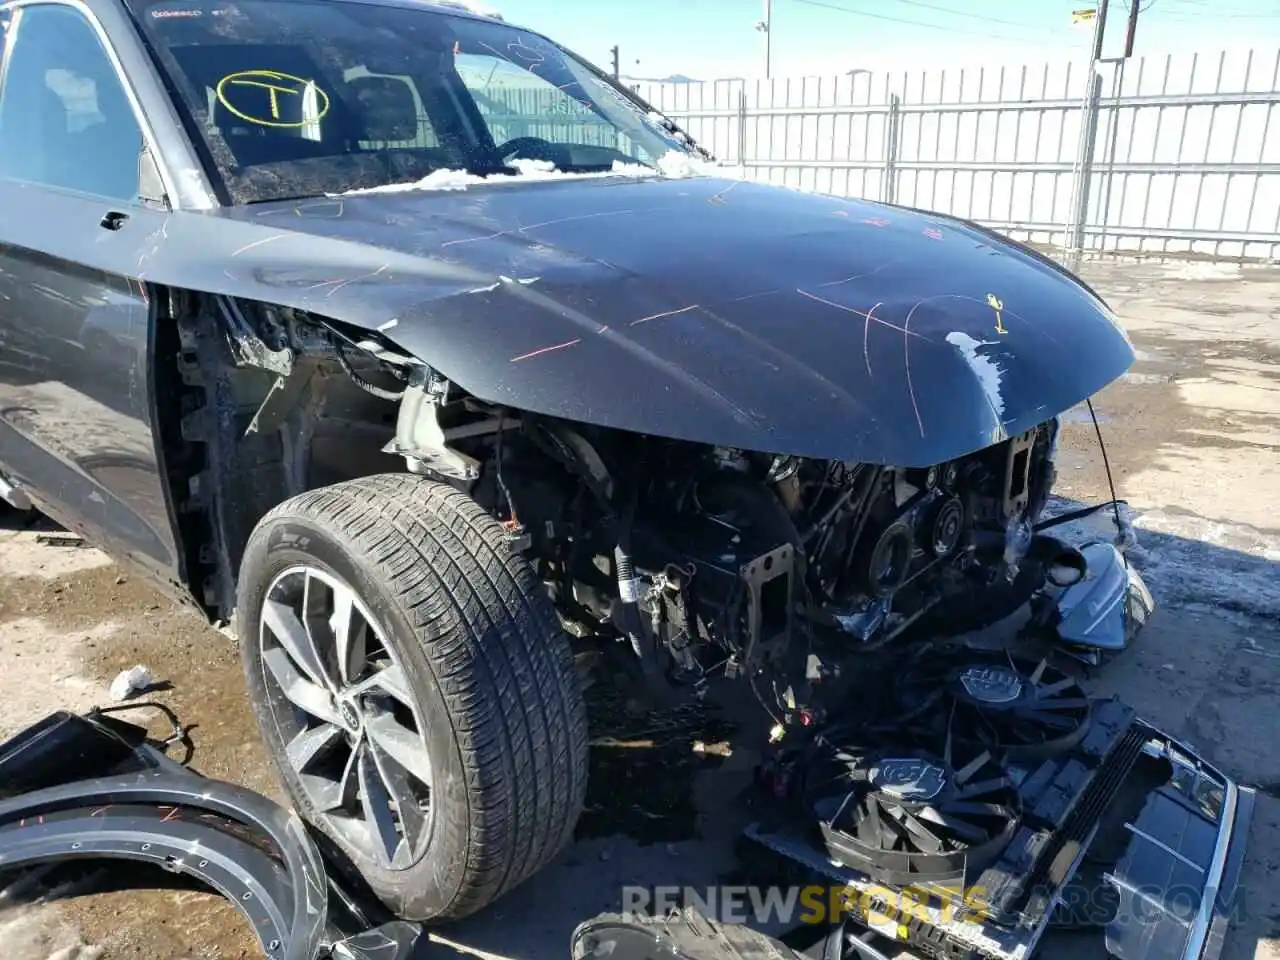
[692,741,733,757]
[34,534,87,549]
[0,709,422,960]
[108,665,153,702]
[576,687,738,845]
[589,737,656,749]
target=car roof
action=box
[88,0,516,28]
[420,0,504,20]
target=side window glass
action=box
[0,5,143,202]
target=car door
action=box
[0,0,183,580]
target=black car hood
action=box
[207,175,1134,465]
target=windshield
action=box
[128,0,690,203]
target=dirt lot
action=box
[0,258,1277,960]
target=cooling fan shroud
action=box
[892,648,1093,761]
[806,733,1022,886]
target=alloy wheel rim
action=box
[258,565,433,870]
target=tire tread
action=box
[249,473,588,920]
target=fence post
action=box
[1067,69,1104,266]
[884,93,901,204]
[1094,60,1127,256]
[737,88,748,174]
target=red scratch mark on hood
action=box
[862,217,890,227]
[923,227,944,240]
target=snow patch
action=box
[109,664,153,701]
[429,0,503,18]
[1163,262,1240,281]
[610,159,656,178]
[1040,497,1280,621]
[655,151,733,179]
[1122,371,1173,385]
[945,332,1006,419]
[467,275,540,295]
[337,151,732,197]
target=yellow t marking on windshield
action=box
[215,69,331,128]
[987,293,1007,335]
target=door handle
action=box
[99,211,129,231]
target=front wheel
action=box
[236,474,588,922]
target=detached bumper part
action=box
[741,720,1253,960]
[573,908,803,959]
[1104,740,1256,960]
[1054,542,1155,661]
[0,710,421,960]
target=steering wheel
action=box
[497,136,569,168]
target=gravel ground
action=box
[0,258,1277,960]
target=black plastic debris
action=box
[0,708,421,960]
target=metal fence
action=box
[632,49,1280,262]
[472,88,629,151]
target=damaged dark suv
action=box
[0,0,1163,929]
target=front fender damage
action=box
[0,709,420,960]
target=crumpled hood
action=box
[213,175,1134,465]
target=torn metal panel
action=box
[0,710,423,960]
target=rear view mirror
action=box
[350,76,420,142]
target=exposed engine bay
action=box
[205,299,1135,725]
[388,364,1067,718]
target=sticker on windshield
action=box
[215,69,331,129]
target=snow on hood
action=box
[652,151,729,179]
[335,152,735,197]
[945,331,1008,439]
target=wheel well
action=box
[155,288,409,620]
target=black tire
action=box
[236,473,589,922]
